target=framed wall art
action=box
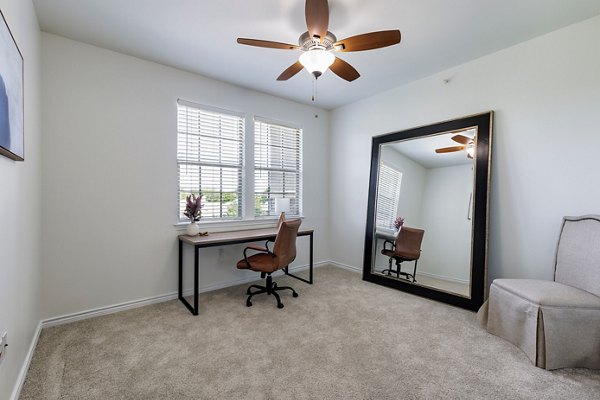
[0,8,24,161]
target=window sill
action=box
[174,216,305,233]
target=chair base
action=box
[381,259,418,283]
[381,268,416,282]
[245,274,298,309]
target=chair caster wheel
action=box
[277,303,284,309]
[292,292,298,298]
[246,301,252,307]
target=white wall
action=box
[0,0,41,398]
[380,146,425,228]
[418,164,473,282]
[329,15,600,284]
[41,33,330,319]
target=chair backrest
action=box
[394,226,425,260]
[273,219,302,268]
[554,215,600,297]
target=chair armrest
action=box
[246,244,268,252]
[383,240,395,251]
[242,241,275,267]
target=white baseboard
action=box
[42,261,330,328]
[416,271,469,284]
[42,292,181,328]
[11,321,42,400]
[327,260,362,273]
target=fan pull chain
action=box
[311,76,318,102]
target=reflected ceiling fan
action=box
[236,0,401,82]
[435,134,475,159]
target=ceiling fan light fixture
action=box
[299,48,335,78]
[466,144,475,158]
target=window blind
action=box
[177,100,244,221]
[254,118,302,217]
[376,163,402,230]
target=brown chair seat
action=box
[381,248,418,260]
[236,253,277,273]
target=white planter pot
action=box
[186,222,200,236]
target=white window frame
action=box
[253,117,303,219]
[176,100,303,229]
[177,100,245,224]
[376,163,402,231]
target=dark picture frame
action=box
[0,8,24,161]
[363,112,493,311]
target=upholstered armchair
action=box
[479,215,600,370]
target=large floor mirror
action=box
[363,112,493,310]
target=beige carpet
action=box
[20,266,600,399]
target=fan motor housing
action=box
[299,31,337,51]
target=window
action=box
[177,100,244,222]
[176,101,303,223]
[376,163,402,230]
[254,118,302,218]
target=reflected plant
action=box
[394,216,405,230]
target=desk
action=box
[178,227,314,315]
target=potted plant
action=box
[184,194,203,236]
[394,216,405,233]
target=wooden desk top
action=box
[179,226,314,247]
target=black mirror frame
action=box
[363,112,493,311]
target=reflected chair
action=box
[479,215,600,370]
[381,226,425,282]
[236,219,301,309]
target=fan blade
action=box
[329,57,360,82]
[334,30,401,52]
[277,61,304,81]
[237,38,299,50]
[305,0,329,42]
[451,134,471,145]
[435,146,466,154]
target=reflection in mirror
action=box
[372,128,476,298]
[363,112,492,311]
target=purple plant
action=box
[184,194,203,222]
[394,216,405,230]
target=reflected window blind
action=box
[177,100,244,221]
[254,119,302,217]
[376,164,402,230]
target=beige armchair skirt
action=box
[479,279,600,370]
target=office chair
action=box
[236,219,301,309]
[381,226,424,282]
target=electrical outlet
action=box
[0,332,7,366]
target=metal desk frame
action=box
[178,227,314,315]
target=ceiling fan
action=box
[435,134,476,159]
[236,0,401,82]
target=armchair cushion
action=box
[492,279,600,308]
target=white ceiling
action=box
[33,0,600,110]
[388,129,475,169]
